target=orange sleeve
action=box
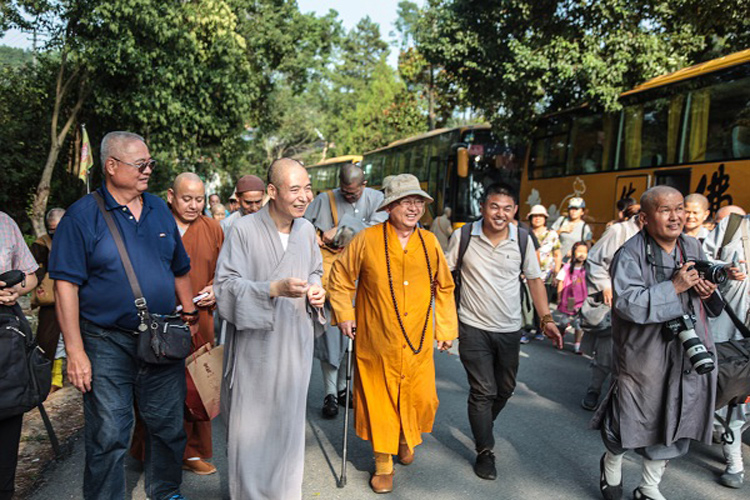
[327,231,366,324]
[433,238,458,341]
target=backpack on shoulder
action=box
[0,271,52,419]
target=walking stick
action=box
[338,333,354,488]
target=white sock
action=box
[187,457,200,461]
[723,435,744,474]
[603,451,624,485]
[639,459,667,499]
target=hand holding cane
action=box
[338,329,355,487]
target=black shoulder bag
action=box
[93,193,191,365]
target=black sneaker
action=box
[322,394,339,418]
[581,390,600,411]
[473,450,497,480]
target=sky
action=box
[1,1,419,67]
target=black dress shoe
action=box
[474,450,497,480]
[322,394,339,418]
[600,454,623,500]
[337,389,353,408]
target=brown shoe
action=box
[397,443,414,465]
[370,471,395,494]
[182,459,217,475]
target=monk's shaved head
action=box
[684,193,709,211]
[267,158,305,188]
[172,172,203,194]
[715,205,747,222]
[339,163,364,186]
[640,186,682,214]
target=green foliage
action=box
[418,0,750,141]
[0,46,34,66]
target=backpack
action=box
[0,294,52,419]
[452,222,529,308]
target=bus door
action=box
[655,168,692,197]
[614,174,650,218]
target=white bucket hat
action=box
[527,205,549,219]
[377,174,434,211]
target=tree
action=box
[418,0,750,141]
[5,0,258,235]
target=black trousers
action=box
[0,413,23,500]
[458,322,522,453]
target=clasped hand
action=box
[672,262,717,299]
[270,278,325,307]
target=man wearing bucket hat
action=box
[522,205,562,343]
[552,197,593,261]
[328,173,458,494]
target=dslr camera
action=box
[662,314,715,375]
[688,260,727,285]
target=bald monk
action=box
[684,193,710,241]
[215,158,326,499]
[715,205,746,222]
[130,172,224,475]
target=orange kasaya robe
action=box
[130,214,224,461]
[328,222,458,455]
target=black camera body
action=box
[663,314,715,375]
[0,270,25,289]
[689,260,728,285]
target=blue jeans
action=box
[81,320,186,500]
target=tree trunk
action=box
[428,65,436,131]
[30,49,87,237]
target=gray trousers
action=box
[582,328,613,394]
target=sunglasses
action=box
[112,157,157,173]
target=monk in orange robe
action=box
[130,172,224,475]
[328,174,458,494]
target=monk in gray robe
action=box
[593,186,723,500]
[214,158,326,500]
[304,163,387,418]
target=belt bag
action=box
[93,192,191,365]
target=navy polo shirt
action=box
[49,184,191,331]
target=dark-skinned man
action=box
[221,174,265,234]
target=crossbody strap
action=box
[327,190,339,227]
[93,192,150,327]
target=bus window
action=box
[567,113,611,174]
[529,117,569,178]
[617,96,684,170]
[682,75,750,162]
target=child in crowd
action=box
[211,203,227,221]
[554,241,588,353]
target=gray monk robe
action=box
[304,187,387,368]
[214,206,325,500]
[593,231,722,452]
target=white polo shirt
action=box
[446,221,542,333]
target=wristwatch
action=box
[539,313,555,332]
[180,309,199,325]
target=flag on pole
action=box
[79,124,93,183]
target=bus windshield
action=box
[453,129,522,221]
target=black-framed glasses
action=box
[112,156,156,173]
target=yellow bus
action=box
[519,49,750,236]
[359,125,522,226]
[306,155,364,194]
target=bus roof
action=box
[307,155,363,168]
[363,124,491,155]
[624,48,750,96]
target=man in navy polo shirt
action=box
[50,131,196,500]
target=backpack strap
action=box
[327,190,339,227]
[455,222,473,274]
[517,225,529,271]
[718,212,743,259]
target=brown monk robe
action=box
[328,174,458,494]
[130,173,224,475]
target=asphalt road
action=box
[28,338,750,499]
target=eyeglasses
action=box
[112,157,156,173]
[398,198,426,208]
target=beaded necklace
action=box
[383,222,435,355]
